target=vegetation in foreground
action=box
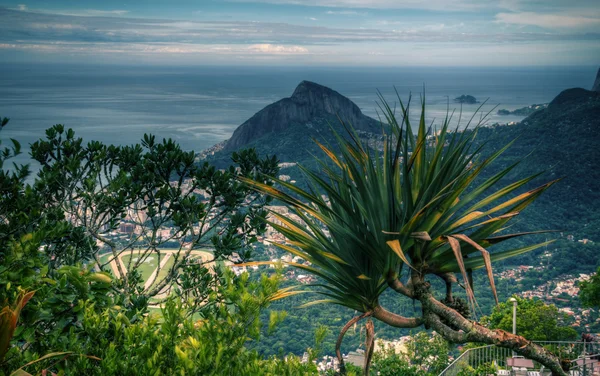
[241,95,574,375]
[0,117,324,375]
[0,88,591,375]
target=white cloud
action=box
[423,23,445,31]
[248,44,308,54]
[1,6,598,66]
[1,38,598,67]
[29,22,87,30]
[229,0,600,19]
[309,17,318,21]
[2,8,596,48]
[496,12,600,29]
[22,8,130,17]
[498,0,600,14]
[0,41,313,63]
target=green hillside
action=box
[469,88,600,241]
[217,87,600,357]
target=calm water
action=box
[0,63,596,167]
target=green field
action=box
[97,248,214,289]
[98,252,113,265]
[121,253,160,281]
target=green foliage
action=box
[579,267,600,308]
[0,120,327,374]
[456,362,497,376]
[405,332,451,374]
[4,270,320,375]
[26,124,279,299]
[239,89,600,354]
[240,94,556,375]
[372,351,421,376]
[371,332,450,376]
[2,85,593,372]
[482,296,578,341]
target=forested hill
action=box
[201,81,600,270]
[199,83,600,356]
[469,87,600,241]
[205,81,599,241]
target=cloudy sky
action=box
[0,0,599,66]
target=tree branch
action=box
[335,311,373,375]
[386,270,415,298]
[364,318,375,376]
[417,283,568,376]
[372,305,422,328]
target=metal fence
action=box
[439,341,600,376]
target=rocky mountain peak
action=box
[291,80,325,100]
[288,80,364,119]
[222,81,378,152]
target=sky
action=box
[0,0,598,66]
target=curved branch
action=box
[424,311,469,343]
[386,271,415,298]
[372,305,422,328]
[364,318,375,376]
[336,311,373,375]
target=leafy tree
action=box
[29,125,278,300]
[1,120,306,374]
[456,362,498,376]
[579,267,600,309]
[6,269,324,375]
[241,96,569,375]
[371,332,450,375]
[482,297,578,341]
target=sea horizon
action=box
[1,62,596,168]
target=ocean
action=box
[0,63,596,168]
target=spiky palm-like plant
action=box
[240,95,567,376]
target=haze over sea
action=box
[0,63,596,167]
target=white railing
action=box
[439,341,600,376]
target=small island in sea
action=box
[497,103,548,116]
[454,94,478,104]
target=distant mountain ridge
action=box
[210,78,600,240]
[469,86,600,241]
